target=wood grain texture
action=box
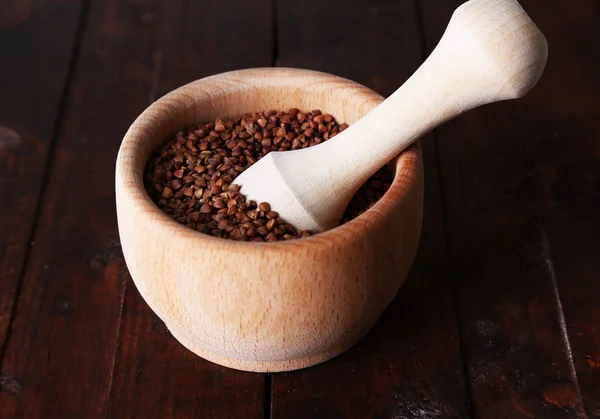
[0,0,256,416]
[115,67,423,372]
[106,0,273,416]
[271,0,470,417]
[0,0,84,358]
[516,0,600,416]
[419,0,588,417]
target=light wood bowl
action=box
[115,68,424,372]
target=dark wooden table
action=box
[1,0,598,417]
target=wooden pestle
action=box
[233,0,548,232]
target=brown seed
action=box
[161,187,173,199]
[213,212,227,222]
[171,179,182,190]
[266,219,276,230]
[276,126,286,137]
[185,139,197,151]
[258,202,270,212]
[214,119,226,132]
[266,211,279,219]
[217,219,231,230]
[253,219,266,227]
[213,198,225,209]
[199,203,212,213]
[256,226,269,236]
[266,232,278,242]
[187,212,200,223]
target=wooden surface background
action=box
[0,0,598,417]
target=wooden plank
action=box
[107,285,266,418]
[0,0,84,353]
[514,0,600,416]
[0,0,266,416]
[271,2,471,417]
[418,0,588,417]
[105,0,272,417]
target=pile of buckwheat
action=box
[144,109,393,242]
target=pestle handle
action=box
[310,0,548,191]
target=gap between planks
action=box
[413,0,476,416]
[538,216,586,411]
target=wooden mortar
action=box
[115,68,423,372]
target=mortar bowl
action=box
[115,68,424,372]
